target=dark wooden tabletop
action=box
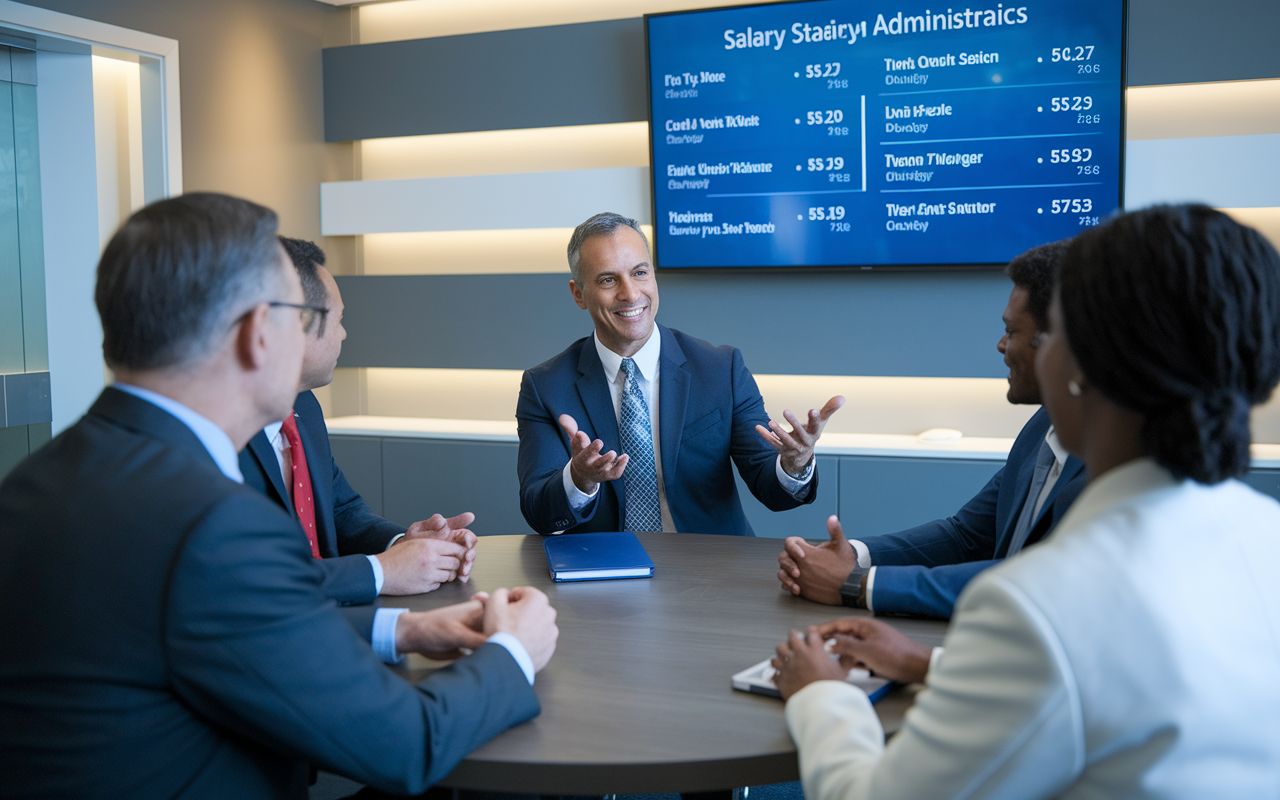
[392,533,948,794]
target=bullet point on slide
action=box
[1037,57,1043,62]
[1037,157,1043,163]
[794,71,800,77]
[796,165,802,171]
[1037,106,1043,112]
[797,214,803,220]
[1038,208,1044,214]
[795,118,801,124]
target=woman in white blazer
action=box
[772,204,1280,799]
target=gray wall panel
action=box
[734,455,839,540]
[336,274,595,372]
[323,19,646,142]
[329,435,384,516]
[335,270,1012,378]
[1127,0,1280,86]
[1242,469,1280,504]
[381,438,535,536]
[838,456,1002,539]
[322,2,1280,142]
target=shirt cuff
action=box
[366,555,385,595]
[848,538,872,569]
[486,631,535,685]
[864,566,877,613]
[372,607,408,663]
[774,455,815,496]
[386,533,405,550]
[927,646,945,679]
[562,461,599,511]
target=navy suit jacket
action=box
[0,388,538,798]
[865,407,1087,618]
[517,324,817,536]
[240,390,405,605]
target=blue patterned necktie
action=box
[619,358,663,533]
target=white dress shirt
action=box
[786,457,1280,798]
[561,328,813,531]
[853,426,1067,613]
[263,420,387,594]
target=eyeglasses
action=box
[268,301,330,336]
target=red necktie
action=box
[280,412,321,559]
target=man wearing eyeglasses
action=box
[0,194,557,796]
[239,238,478,607]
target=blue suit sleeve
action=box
[870,559,1000,619]
[337,603,378,641]
[317,554,379,606]
[516,369,599,534]
[329,458,405,555]
[728,348,817,512]
[165,496,539,794]
[863,464,1005,567]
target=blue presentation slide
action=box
[647,0,1125,268]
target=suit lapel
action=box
[657,326,689,487]
[247,431,294,516]
[1037,456,1085,526]
[996,409,1051,544]
[576,340,626,510]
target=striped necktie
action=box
[619,358,663,533]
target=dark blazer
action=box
[865,407,1087,618]
[0,388,538,798]
[517,324,817,536]
[240,390,405,605]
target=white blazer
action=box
[786,458,1280,799]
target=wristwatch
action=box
[839,564,870,608]
[785,456,816,482]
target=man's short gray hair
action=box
[566,212,650,283]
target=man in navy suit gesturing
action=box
[240,238,477,605]
[777,240,1088,621]
[517,212,843,537]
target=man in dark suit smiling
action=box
[0,194,558,797]
[517,212,843,537]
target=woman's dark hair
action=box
[1059,204,1280,483]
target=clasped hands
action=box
[377,512,479,595]
[777,515,862,605]
[769,617,933,700]
[557,394,845,494]
[394,586,559,672]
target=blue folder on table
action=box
[543,531,655,582]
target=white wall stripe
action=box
[1125,133,1280,209]
[321,166,650,235]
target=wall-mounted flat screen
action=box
[646,0,1126,269]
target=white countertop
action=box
[325,415,1280,468]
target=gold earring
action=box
[1068,380,1082,396]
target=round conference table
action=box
[392,533,949,795]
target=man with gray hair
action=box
[0,193,558,797]
[517,211,843,536]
